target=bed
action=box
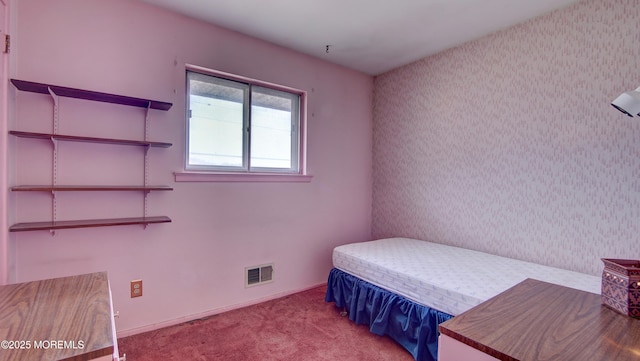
[324,237,601,361]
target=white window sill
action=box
[174,171,313,183]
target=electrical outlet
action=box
[130,280,142,298]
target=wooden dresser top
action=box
[0,272,114,361]
[439,278,640,361]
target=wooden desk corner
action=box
[0,272,115,361]
[439,278,640,361]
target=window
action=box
[186,68,303,175]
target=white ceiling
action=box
[140,0,581,75]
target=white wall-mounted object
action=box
[612,86,640,117]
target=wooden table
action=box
[438,278,640,361]
[0,272,116,361]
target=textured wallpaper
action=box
[372,0,640,276]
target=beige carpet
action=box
[118,285,414,360]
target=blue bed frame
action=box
[325,268,453,361]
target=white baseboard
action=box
[116,282,326,338]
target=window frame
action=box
[181,65,308,182]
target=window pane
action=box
[185,68,303,175]
[188,74,247,168]
[250,87,299,170]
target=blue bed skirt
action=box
[325,268,453,361]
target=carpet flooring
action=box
[118,285,414,360]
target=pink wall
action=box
[373,0,640,276]
[9,0,372,335]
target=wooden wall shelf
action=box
[11,185,173,192]
[9,78,174,233]
[9,216,172,232]
[9,130,172,148]
[11,78,172,111]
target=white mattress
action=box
[333,237,601,316]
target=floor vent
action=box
[245,263,274,287]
